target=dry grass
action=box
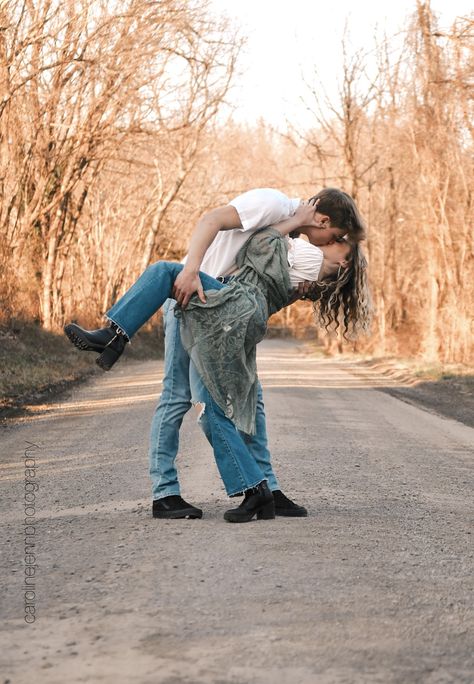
[0,322,163,416]
[0,2,472,364]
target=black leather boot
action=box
[64,323,128,370]
[224,481,275,523]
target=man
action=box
[151,187,365,519]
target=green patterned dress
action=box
[176,227,292,435]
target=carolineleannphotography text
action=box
[23,442,39,624]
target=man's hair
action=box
[309,187,366,242]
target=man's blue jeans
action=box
[150,300,280,498]
[106,260,280,498]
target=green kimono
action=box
[176,227,291,435]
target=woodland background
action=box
[0,0,473,363]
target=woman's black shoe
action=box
[224,481,275,523]
[64,323,128,370]
[152,496,203,519]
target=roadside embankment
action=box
[0,322,163,421]
[341,356,474,429]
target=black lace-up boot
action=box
[64,322,128,370]
[272,490,308,517]
[224,481,275,523]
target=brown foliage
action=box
[0,0,240,328]
[0,1,472,363]
[287,3,474,362]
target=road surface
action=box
[1,339,473,684]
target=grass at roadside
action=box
[302,341,473,428]
[352,355,473,381]
[337,353,474,428]
[0,321,163,418]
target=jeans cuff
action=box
[152,488,181,500]
[226,478,266,497]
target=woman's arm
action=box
[271,202,320,236]
[274,203,322,299]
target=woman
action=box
[65,214,371,522]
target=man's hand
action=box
[295,280,314,298]
[284,280,316,307]
[172,268,206,308]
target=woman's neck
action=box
[318,259,336,281]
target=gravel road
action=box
[1,339,473,684]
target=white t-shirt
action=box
[195,188,300,278]
[183,187,324,284]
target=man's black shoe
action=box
[64,323,128,371]
[224,481,275,523]
[273,490,308,517]
[152,496,203,519]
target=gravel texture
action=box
[1,339,473,684]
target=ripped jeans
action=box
[189,362,268,496]
[106,261,278,497]
[149,300,280,498]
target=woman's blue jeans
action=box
[106,261,277,496]
[107,261,204,340]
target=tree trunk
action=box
[41,233,58,330]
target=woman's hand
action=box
[284,281,316,306]
[293,199,320,228]
[272,199,321,236]
[295,280,314,298]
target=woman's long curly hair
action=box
[307,243,372,338]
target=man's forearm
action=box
[172,204,242,307]
[183,215,221,274]
[183,205,242,274]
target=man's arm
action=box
[172,205,242,308]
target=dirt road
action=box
[1,339,473,684]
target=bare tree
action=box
[0,0,240,329]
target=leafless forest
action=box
[0,0,472,363]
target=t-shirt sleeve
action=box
[229,188,296,232]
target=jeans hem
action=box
[105,315,132,341]
[226,477,266,497]
[152,488,181,501]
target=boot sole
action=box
[152,508,203,519]
[275,508,308,517]
[96,347,122,371]
[64,324,104,353]
[224,500,275,523]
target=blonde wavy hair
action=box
[307,243,372,338]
